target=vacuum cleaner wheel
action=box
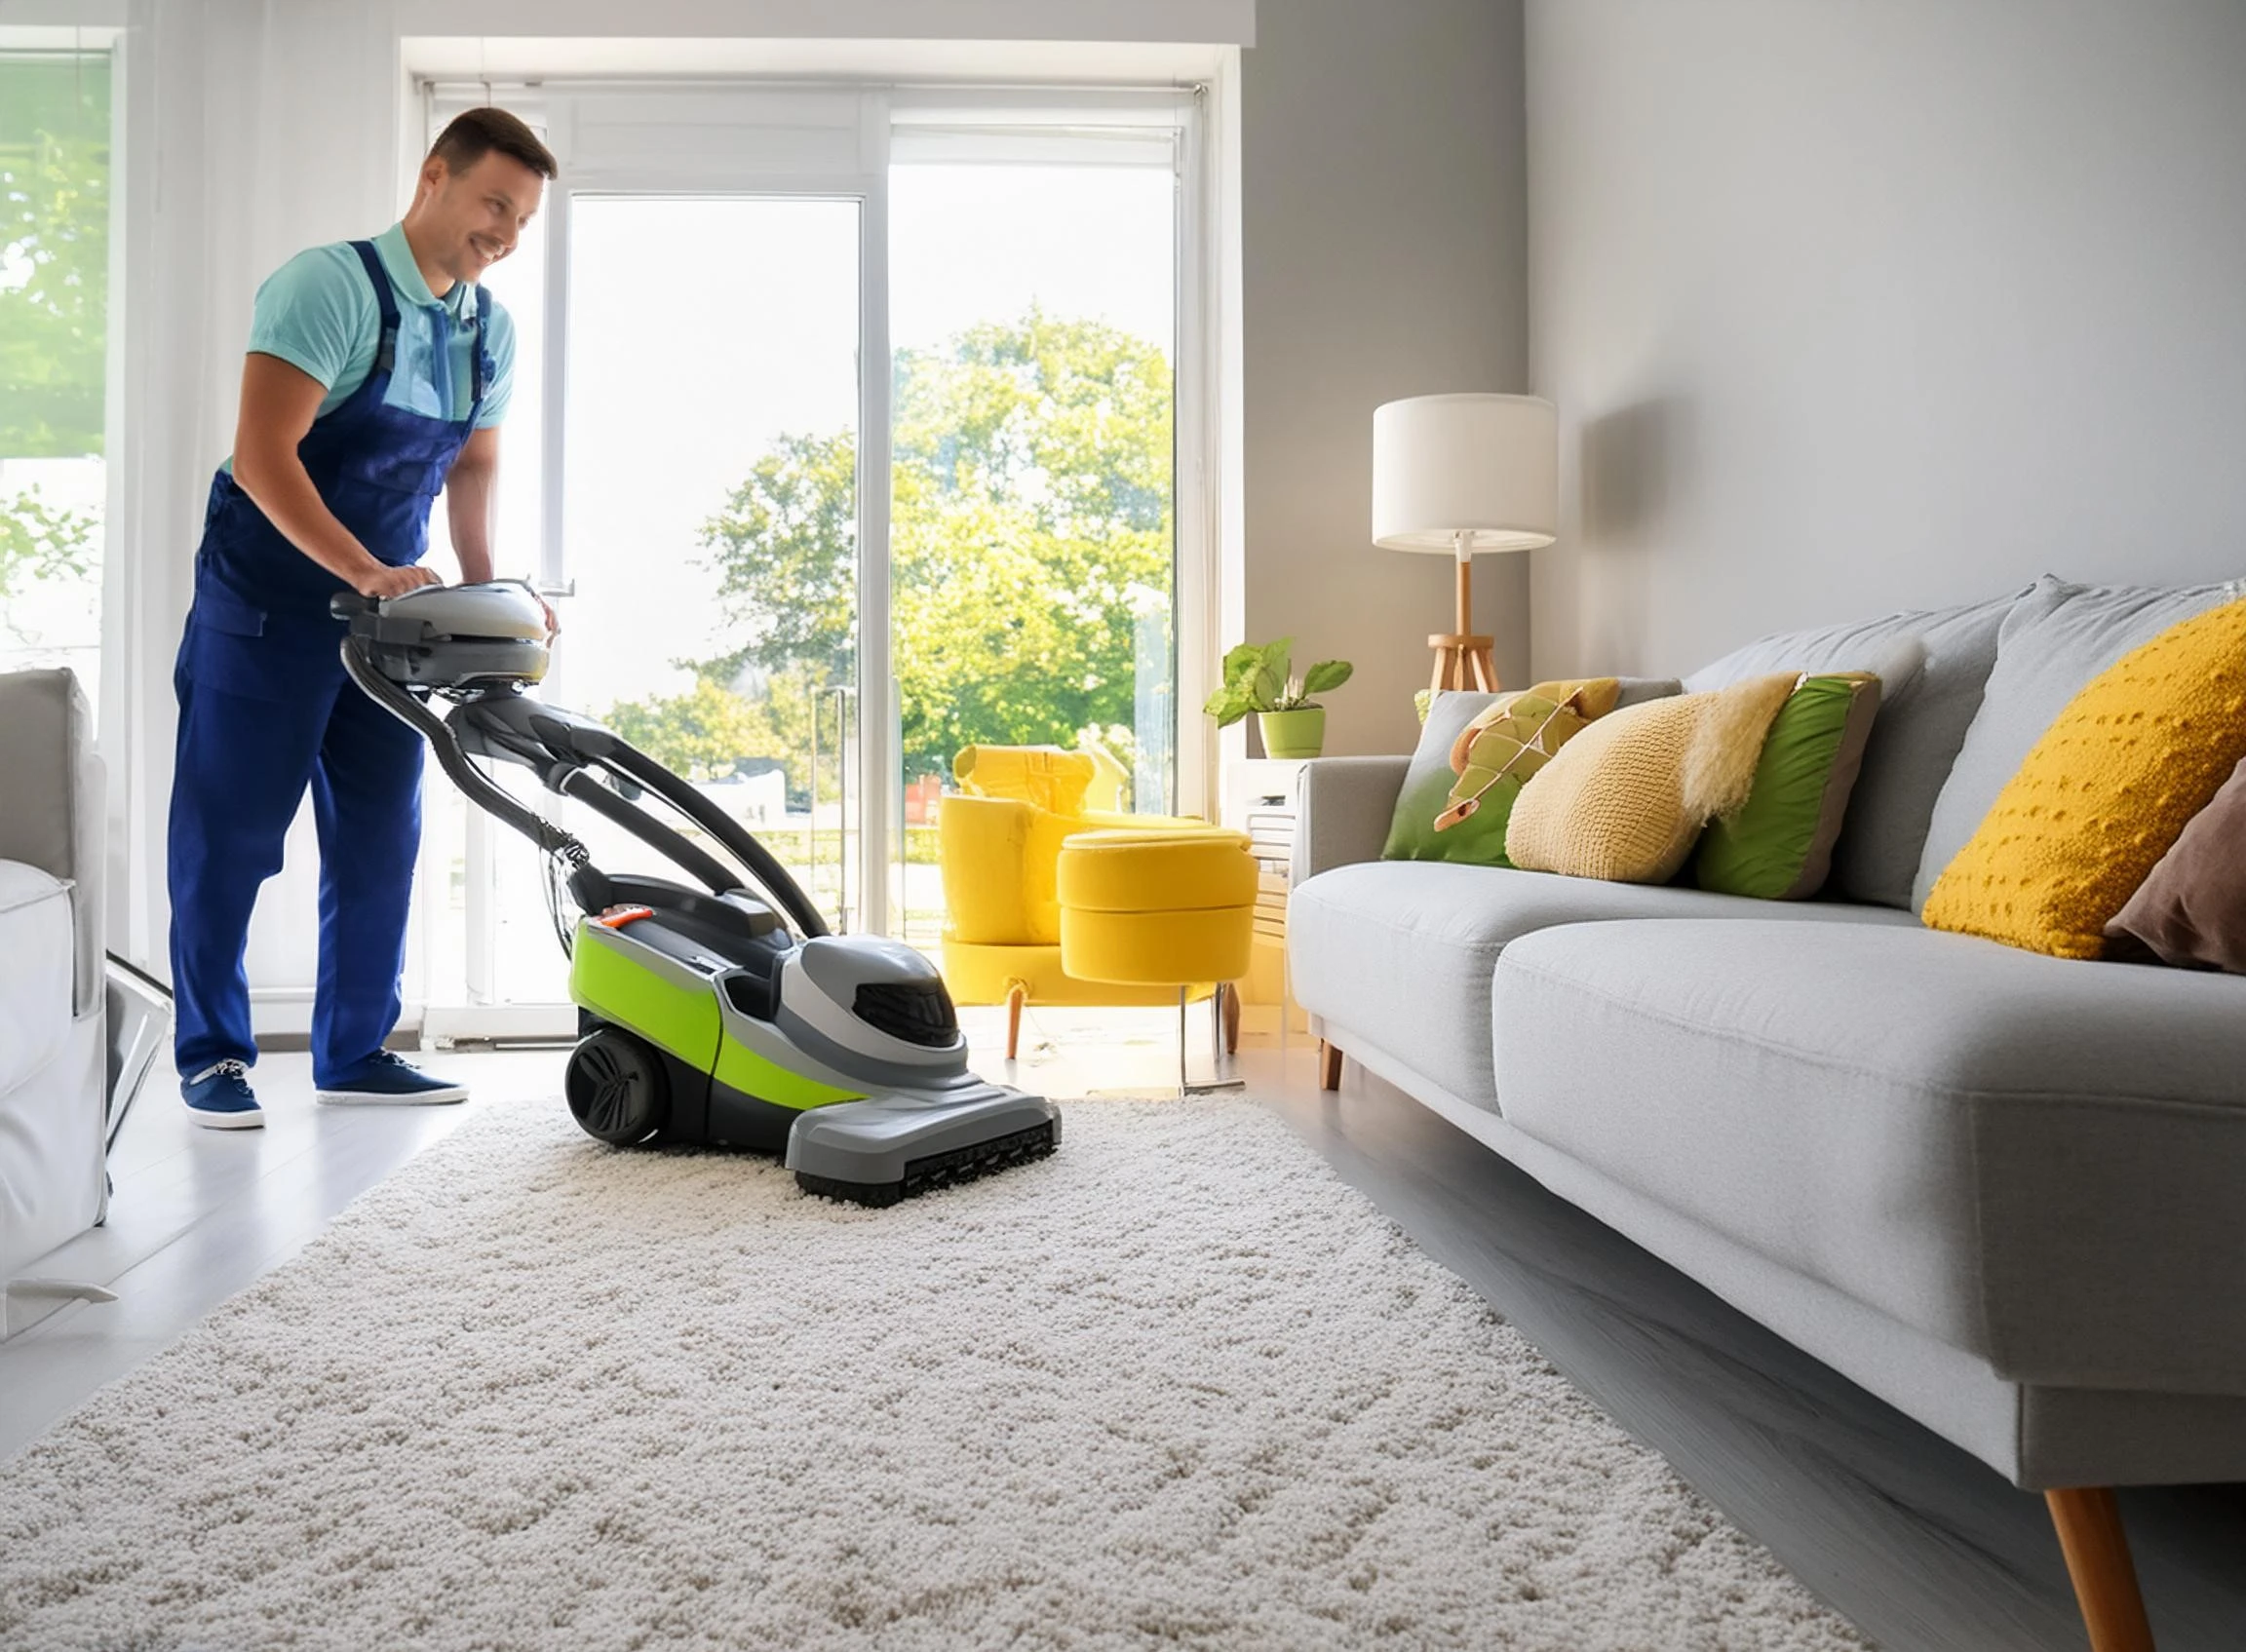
[565,1026,669,1145]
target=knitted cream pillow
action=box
[1923,596,2246,958]
[1505,673,1801,883]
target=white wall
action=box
[1526,0,2246,681]
[1240,0,1529,758]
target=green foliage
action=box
[0,482,94,595]
[2,57,111,615]
[695,432,858,690]
[605,665,858,812]
[670,307,1175,783]
[603,673,773,784]
[1202,637,1353,727]
[1,59,111,457]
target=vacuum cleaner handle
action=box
[339,634,588,865]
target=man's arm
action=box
[445,424,499,586]
[444,423,556,634]
[232,353,437,599]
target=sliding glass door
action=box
[885,152,1181,945]
[415,85,1200,1038]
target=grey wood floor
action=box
[6,1007,2242,1650]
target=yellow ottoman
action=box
[1058,827,1258,1094]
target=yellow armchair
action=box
[939,745,1227,1057]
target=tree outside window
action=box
[1,51,111,694]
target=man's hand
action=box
[538,594,561,640]
[355,562,443,599]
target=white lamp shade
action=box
[1372,392,1558,555]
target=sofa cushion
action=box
[1685,587,2023,910]
[2108,754,2246,974]
[1692,672,1884,901]
[1492,918,2246,1393]
[1912,574,2246,913]
[1382,682,1681,864]
[1925,596,2246,958]
[1381,680,1619,866]
[1287,864,1913,1108]
[0,861,73,1097]
[1505,673,1800,885]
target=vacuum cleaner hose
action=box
[553,767,740,897]
[591,739,832,940]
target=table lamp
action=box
[1372,392,1557,692]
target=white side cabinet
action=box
[1220,758,1311,1039]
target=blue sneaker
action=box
[181,1059,264,1130]
[316,1050,469,1107]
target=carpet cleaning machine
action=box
[334,581,1060,1206]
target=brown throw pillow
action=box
[2105,754,2246,973]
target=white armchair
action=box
[0,668,110,1335]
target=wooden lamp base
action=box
[1430,545,1501,693]
[1430,633,1498,692]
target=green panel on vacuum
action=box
[713,1034,865,1113]
[570,927,720,1067]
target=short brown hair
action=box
[429,107,558,181]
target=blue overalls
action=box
[169,241,487,1087]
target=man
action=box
[169,108,556,1128]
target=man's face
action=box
[424,150,545,286]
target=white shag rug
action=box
[0,1096,1871,1652]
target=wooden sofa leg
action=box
[2046,1487,2155,1652]
[1220,983,1241,1055]
[1005,985,1026,1061]
[1318,1039,1342,1092]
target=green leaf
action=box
[1244,637,1288,710]
[1220,642,1263,690]
[1202,688,1255,728]
[1301,659,1353,696]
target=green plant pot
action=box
[1259,708,1326,758]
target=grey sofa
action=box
[1288,577,2246,1650]
[0,669,108,1336]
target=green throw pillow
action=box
[1694,672,1882,900]
[1384,691,1510,863]
[1381,681,1617,866]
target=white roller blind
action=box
[888,125,1176,168]
[425,85,884,184]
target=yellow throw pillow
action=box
[1923,596,2246,958]
[1505,673,1800,883]
[951,746,1096,817]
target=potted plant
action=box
[1203,638,1354,758]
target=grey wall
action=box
[1526,0,2246,681]
[1242,0,1529,757]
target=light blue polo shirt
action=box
[236,221,516,446]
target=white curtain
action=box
[107,0,404,1005]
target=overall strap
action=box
[347,240,402,376]
[466,288,488,415]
